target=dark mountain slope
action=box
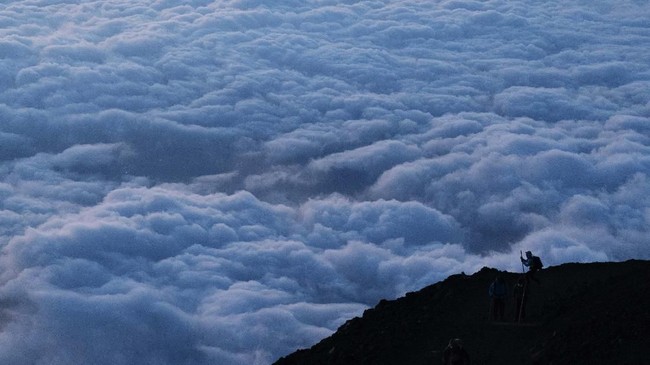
[274,260,650,365]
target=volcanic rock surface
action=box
[274,260,650,365]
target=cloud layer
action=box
[1,0,649,364]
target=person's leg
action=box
[498,299,505,320]
[514,297,521,321]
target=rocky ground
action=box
[273,260,650,365]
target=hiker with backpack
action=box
[488,275,507,321]
[520,251,543,284]
[442,338,470,365]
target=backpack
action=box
[491,280,507,297]
[532,256,543,270]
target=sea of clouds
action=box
[1,0,649,364]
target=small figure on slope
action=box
[488,275,507,321]
[442,338,471,365]
[520,250,543,284]
[513,276,528,322]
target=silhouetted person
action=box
[513,276,528,322]
[521,251,542,284]
[442,338,470,365]
[488,275,507,321]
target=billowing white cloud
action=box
[1,0,649,364]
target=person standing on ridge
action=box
[488,275,507,321]
[521,250,543,284]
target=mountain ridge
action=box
[274,260,650,365]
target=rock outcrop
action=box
[274,260,650,365]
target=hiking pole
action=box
[518,280,527,323]
[520,250,524,273]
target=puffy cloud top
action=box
[1,0,649,364]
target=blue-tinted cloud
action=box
[1,0,649,364]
